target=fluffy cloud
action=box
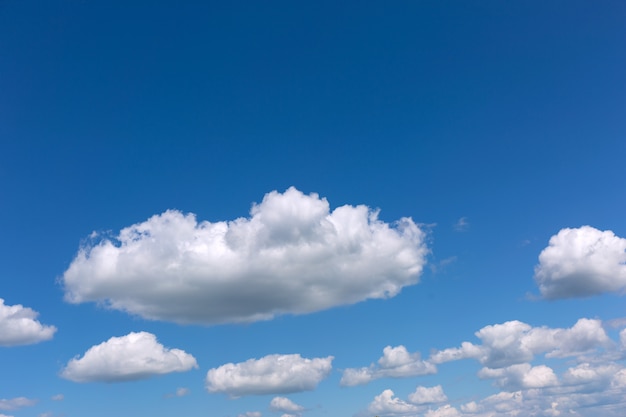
[341,345,436,386]
[206,353,333,397]
[534,226,626,299]
[0,397,37,411]
[238,412,261,417]
[430,318,610,369]
[0,299,56,346]
[408,385,447,405]
[424,405,461,417]
[367,389,418,415]
[60,332,197,382]
[61,187,428,324]
[269,397,304,413]
[478,364,558,390]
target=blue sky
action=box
[1,1,626,416]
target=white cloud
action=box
[0,397,37,411]
[238,412,261,417]
[61,187,428,324]
[205,353,333,397]
[50,394,63,401]
[60,331,198,382]
[367,389,418,415]
[424,405,461,417]
[269,397,304,413]
[0,299,56,346]
[562,362,621,390]
[534,226,626,299]
[0,414,13,417]
[478,363,558,390]
[430,318,610,369]
[408,385,447,405]
[340,345,436,386]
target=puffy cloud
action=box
[60,331,198,382]
[562,362,621,390]
[61,187,428,324]
[205,354,332,397]
[0,415,12,417]
[424,405,461,417]
[367,389,418,415]
[269,397,304,413]
[478,363,558,390]
[0,397,37,411]
[340,345,436,386]
[50,395,63,401]
[430,318,610,369]
[534,226,626,299]
[238,412,261,417]
[408,385,447,405]
[0,299,56,346]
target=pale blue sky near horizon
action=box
[1,2,626,417]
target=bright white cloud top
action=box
[341,345,436,386]
[61,187,428,324]
[60,331,198,382]
[0,299,56,346]
[205,353,333,397]
[534,226,626,299]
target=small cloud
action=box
[0,397,37,411]
[408,385,448,405]
[50,395,63,401]
[60,332,198,383]
[341,345,436,386]
[206,353,333,397]
[237,413,261,417]
[165,387,190,398]
[534,226,626,299]
[0,299,56,347]
[269,397,304,414]
[454,217,469,232]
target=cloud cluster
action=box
[206,353,333,397]
[0,299,56,346]
[360,316,626,417]
[430,318,610,369]
[534,226,626,299]
[61,332,197,382]
[341,345,436,386]
[61,187,428,324]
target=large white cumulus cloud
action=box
[61,331,197,382]
[0,299,56,346]
[534,226,626,299]
[61,187,428,324]
[206,353,333,397]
